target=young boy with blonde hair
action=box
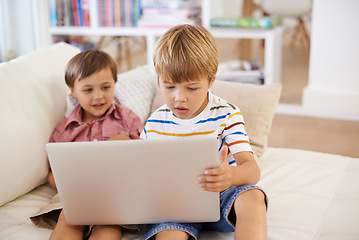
[141,24,267,240]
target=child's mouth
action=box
[93,103,105,109]
[175,107,189,114]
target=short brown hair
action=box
[153,24,219,83]
[65,50,117,87]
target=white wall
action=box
[210,0,242,18]
[0,0,36,60]
[0,0,12,61]
[0,0,51,61]
[303,0,359,116]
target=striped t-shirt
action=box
[140,91,252,165]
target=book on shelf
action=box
[123,0,131,27]
[141,0,201,9]
[105,0,114,26]
[216,60,264,85]
[113,0,122,26]
[138,15,200,28]
[142,6,201,17]
[48,0,141,28]
[49,0,90,27]
[81,0,90,26]
[71,0,80,26]
[97,0,141,27]
[138,0,201,28]
[216,70,264,85]
[63,0,74,26]
[210,17,279,29]
[49,0,58,26]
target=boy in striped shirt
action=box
[140,24,267,240]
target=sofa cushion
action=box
[66,65,157,124]
[2,148,358,240]
[115,66,157,123]
[0,183,234,240]
[258,147,359,239]
[151,81,282,158]
[0,43,80,206]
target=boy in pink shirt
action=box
[31,50,143,240]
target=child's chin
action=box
[174,113,190,120]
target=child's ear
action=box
[209,76,216,89]
[156,76,161,87]
[69,87,77,99]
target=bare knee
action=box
[89,225,122,240]
[239,189,265,203]
[232,189,268,240]
[234,189,267,213]
[50,210,85,240]
[156,229,190,240]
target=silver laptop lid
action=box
[47,137,220,225]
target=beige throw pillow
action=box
[0,43,80,206]
[151,80,282,159]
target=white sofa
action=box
[1,43,358,240]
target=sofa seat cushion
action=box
[0,184,233,240]
[2,148,358,240]
[258,148,359,240]
[0,185,55,240]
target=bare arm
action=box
[198,146,260,192]
[230,151,261,186]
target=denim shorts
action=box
[143,185,267,240]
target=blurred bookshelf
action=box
[48,0,201,30]
[45,0,283,84]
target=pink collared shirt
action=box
[50,103,144,143]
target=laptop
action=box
[46,137,220,225]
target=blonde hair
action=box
[153,24,218,83]
[65,50,117,88]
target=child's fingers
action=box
[203,167,225,176]
[198,182,225,192]
[198,173,227,183]
[198,145,232,192]
[198,174,231,192]
[219,145,229,166]
[198,145,231,192]
[198,166,232,192]
[219,145,228,163]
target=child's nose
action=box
[93,90,103,100]
[175,90,186,102]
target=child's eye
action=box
[188,87,197,91]
[102,86,111,90]
[83,88,92,93]
[165,86,175,89]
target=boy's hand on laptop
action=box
[198,145,232,192]
[107,134,131,141]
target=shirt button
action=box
[96,122,99,125]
